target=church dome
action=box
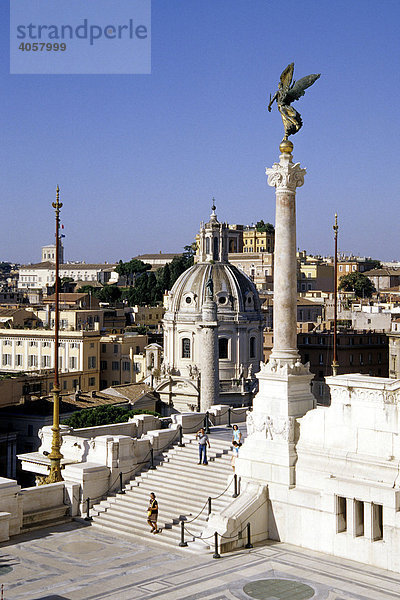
[165,262,261,322]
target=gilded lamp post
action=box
[332,213,339,376]
[43,186,64,483]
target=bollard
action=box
[84,497,92,521]
[245,522,253,548]
[208,496,212,516]
[226,406,232,428]
[119,471,125,494]
[213,531,221,559]
[204,411,210,434]
[179,520,188,547]
[232,473,239,498]
[178,424,185,447]
[150,448,156,469]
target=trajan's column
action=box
[237,64,319,487]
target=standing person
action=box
[231,440,240,471]
[196,427,210,465]
[147,492,159,533]
[232,424,242,445]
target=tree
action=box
[255,220,275,234]
[339,272,376,298]
[115,259,151,285]
[62,405,160,428]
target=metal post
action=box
[84,497,92,521]
[178,424,184,447]
[226,406,232,428]
[208,496,212,516]
[245,522,253,548]
[150,448,156,469]
[119,471,125,494]
[205,411,210,434]
[232,474,238,498]
[179,520,188,547]
[332,213,339,377]
[213,531,221,559]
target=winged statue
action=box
[268,63,320,139]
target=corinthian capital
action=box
[266,154,306,193]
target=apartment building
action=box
[99,333,148,389]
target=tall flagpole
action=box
[332,213,339,377]
[44,186,64,483]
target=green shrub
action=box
[62,405,160,429]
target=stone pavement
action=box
[1,520,400,600]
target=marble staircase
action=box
[91,434,235,552]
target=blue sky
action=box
[1,0,399,264]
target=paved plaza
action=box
[1,520,400,600]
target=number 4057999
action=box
[19,42,67,51]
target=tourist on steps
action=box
[232,424,242,445]
[196,427,210,465]
[147,492,159,533]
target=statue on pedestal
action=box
[268,63,320,141]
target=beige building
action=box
[0,328,100,393]
[131,305,165,329]
[228,252,274,290]
[99,333,148,389]
[18,262,118,291]
[297,253,334,293]
[242,227,274,253]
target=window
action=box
[69,356,78,369]
[123,361,130,371]
[182,338,191,359]
[354,500,364,537]
[70,342,79,349]
[114,344,118,354]
[368,353,372,365]
[372,503,383,541]
[28,355,38,367]
[219,338,229,359]
[100,360,107,370]
[88,356,96,369]
[336,496,347,533]
[16,354,23,366]
[349,354,354,365]
[249,336,256,359]
[319,353,324,365]
[89,377,95,386]
[90,342,94,348]
[29,341,38,347]
[359,353,364,365]
[43,341,50,347]
[2,354,11,366]
[378,352,382,364]
[73,379,79,389]
[101,344,106,353]
[63,381,67,390]
[112,361,119,371]
[42,355,51,368]
[16,341,22,346]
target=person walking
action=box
[196,427,210,465]
[147,492,159,533]
[232,424,242,445]
[231,440,240,471]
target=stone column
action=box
[236,143,315,489]
[266,147,305,365]
[199,296,219,412]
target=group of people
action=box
[146,424,243,533]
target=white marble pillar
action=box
[199,296,219,412]
[266,148,305,365]
[236,143,315,488]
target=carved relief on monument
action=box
[247,412,296,442]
